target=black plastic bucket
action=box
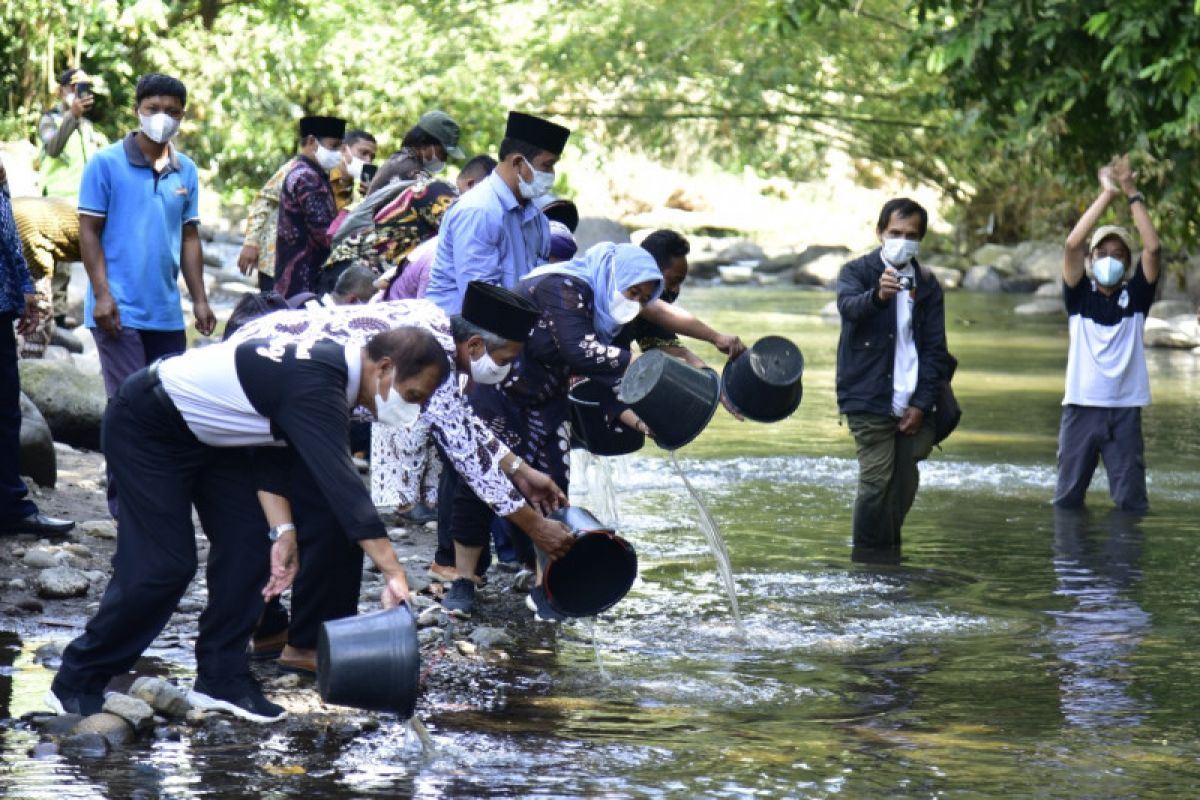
[544,507,637,617]
[569,378,645,456]
[617,350,721,451]
[317,605,420,718]
[721,336,804,423]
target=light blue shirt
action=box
[425,171,549,314]
[78,133,199,330]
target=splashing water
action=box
[405,716,437,754]
[585,617,611,682]
[570,449,622,527]
[669,452,743,632]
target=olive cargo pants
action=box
[847,413,936,550]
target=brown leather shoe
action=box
[277,645,317,676]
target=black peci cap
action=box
[461,281,541,343]
[534,195,580,232]
[504,111,570,156]
[299,115,347,140]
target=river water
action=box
[4,286,1200,797]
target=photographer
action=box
[835,198,948,556]
[37,68,108,328]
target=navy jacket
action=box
[835,249,948,417]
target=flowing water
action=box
[5,287,1200,796]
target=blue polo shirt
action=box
[79,133,200,330]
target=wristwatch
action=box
[268,523,296,542]
[503,456,524,477]
[1127,192,1145,206]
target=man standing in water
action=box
[1054,156,1160,512]
[836,198,948,556]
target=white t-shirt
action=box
[891,264,919,416]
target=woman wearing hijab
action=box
[441,243,662,620]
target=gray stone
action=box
[1149,299,1195,320]
[59,731,110,757]
[971,243,1015,271]
[573,217,631,253]
[757,251,806,274]
[80,519,117,540]
[74,712,134,747]
[18,393,56,488]
[184,709,209,726]
[271,673,304,689]
[1014,298,1065,316]
[129,677,192,718]
[1035,282,1061,298]
[8,577,27,590]
[14,596,44,614]
[36,565,90,599]
[928,265,961,290]
[1143,318,1199,349]
[1001,275,1044,294]
[407,572,432,596]
[716,240,766,264]
[417,606,447,628]
[468,626,512,649]
[102,693,156,730]
[29,740,60,759]
[1015,244,1062,281]
[961,265,1005,293]
[33,642,62,665]
[22,547,62,569]
[793,253,845,287]
[17,360,107,449]
[33,712,82,735]
[418,627,444,646]
[686,257,719,280]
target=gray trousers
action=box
[1053,404,1148,513]
[847,413,936,550]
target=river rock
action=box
[417,606,448,628]
[33,641,63,665]
[74,712,134,746]
[972,243,1015,271]
[80,519,117,540]
[1014,298,1064,316]
[59,731,110,757]
[17,359,106,449]
[716,240,766,265]
[129,677,191,718]
[33,712,82,736]
[1001,275,1044,294]
[961,265,1004,293]
[1035,282,1061,298]
[757,251,806,274]
[574,217,631,253]
[22,546,63,569]
[418,627,444,646]
[19,393,56,488]
[1143,317,1199,349]
[928,265,961,290]
[1149,299,1195,320]
[1014,244,1062,281]
[102,693,155,731]
[36,565,90,598]
[468,626,512,649]
[793,253,844,287]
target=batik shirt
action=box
[243,158,297,278]
[274,156,335,297]
[0,190,35,315]
[228,300,526,516]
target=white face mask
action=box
[63,93,76,108]
[374,372,421,429]
[517,158,555,200]
[139,112,180,144]
[881,237,920,266]
[423,157,445,175]
[469,349,512,384]
[316,143,343,172]
[345,156,365,180]
[1092,255,1126,287]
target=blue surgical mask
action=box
[1092,256,1125,287]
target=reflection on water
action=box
[5,287,1200,796]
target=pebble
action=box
[33,642,63,665]
[15,596,44,614]
[35,566,91,599]
[418,627,444,646]
[74,712,134,747]
[22,547,63,569]
[8,578,27,591]
[455,640,477,657]
[62,543,93,559]
[468,626,513,649]
[272,673,304,689]
[184,709,209,726]
[79,519,117,540]
[29,741,59,759]
[129,676,192,718]
[417,607,447,628]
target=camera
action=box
[360,162,378,185]
[75,82,92,100]
[897,274,914,291]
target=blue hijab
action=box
[526,242,663,342]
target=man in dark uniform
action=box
[46,325,448,722]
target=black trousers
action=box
[0,313,36,523]
[285,455,365,649]
[55,368,270,694]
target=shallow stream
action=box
[4,287,1200,797]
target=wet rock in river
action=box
[417,606,447,628]
[103,693,156,731]
[8,577,27,590]
[74,712,134,747]
[19,393,56,488]
[35,565,90,598]
[130,676,192,718]
[33,641,62,665]
[59,731,110,757]
[468,626,512,649]
[418,627,444,646]
[80,519,117,540]
[22,547,63,569]
[29,740,60,759]
[184,709,209,727]
[32,712,82,736]
[13,595,43,614]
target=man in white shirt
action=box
[1055,155,1160,512]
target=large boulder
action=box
[927,265,961,290]
[17,359,106,449]
[961,265,1005,293]
[1143,317,1200,349]
[1035,282,1062,298]
[1015,244,1062,281]
[573,217,631,254]
[793,253,846,287]
[716,240,766,265]
[1149,299,1195,320]
[1001,275,1044,294]
[971,244,1016,271]
[18,392,56,487]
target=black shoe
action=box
[441,578,475,618]
[0,513,75,536]
[188,675,286,723]
[45,680,105,716]
[399,503,437,525]
[526,585,567,623]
